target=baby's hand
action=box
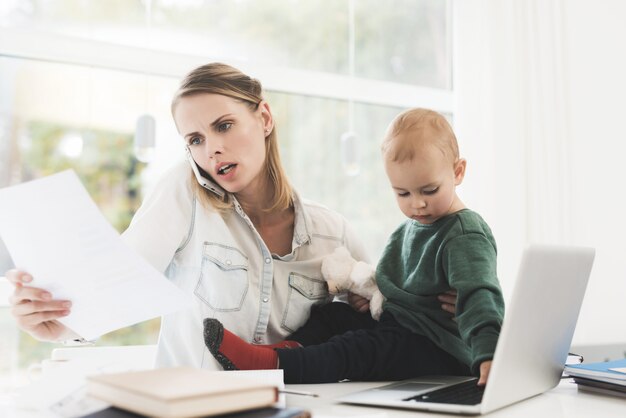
[477,360,492,386]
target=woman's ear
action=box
[258,100,274,136]
[454,158,467,185]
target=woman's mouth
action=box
[217,163,237,175]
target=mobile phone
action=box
[185,146,226,198]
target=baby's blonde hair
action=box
[381,108,459,165]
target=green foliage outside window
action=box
[16,120,160,368]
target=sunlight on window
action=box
[0,0,451,378]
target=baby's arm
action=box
[444,234,504,376]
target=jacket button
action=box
[265,257,271,264]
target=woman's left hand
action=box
[437,289,458,317]
[347,292,370,313]
[350,289,458,317]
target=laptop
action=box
[339,245,595,415]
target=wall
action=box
[564,0,626,345]
[454,0,626,345]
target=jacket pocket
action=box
[281,272,329,333]
[195,243,249,312]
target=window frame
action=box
[0,25,453,113]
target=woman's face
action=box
[174,93,272,195]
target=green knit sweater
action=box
[376,209,504,374]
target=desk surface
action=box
[283,379,626,417]
[2,379,625,418]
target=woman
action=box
[6,63,457,370]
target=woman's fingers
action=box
[437,293,456,305]
[8,280,72,333]
[11,296,71,331]
[356,301,369,313]
[438,289,458,315]
[15,310,70,329]
[347,292,370,313]
[4,272,73,341]
[9,284,53,305]
[5,269,33,285]
[11,299,71,317]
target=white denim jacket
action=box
[122,161,369,370]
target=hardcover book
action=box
[86,367,278,418]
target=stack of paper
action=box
[564,358,626,397]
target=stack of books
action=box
[564,358,626,398]
[85,367,310,418]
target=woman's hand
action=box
[437,289,458,318]
[347,292,370,313]
[5,269,75,342]
[350,289,458,317]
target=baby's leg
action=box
[278,313,471,383]
[287,301,377,346]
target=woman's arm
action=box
[122,162,195,273]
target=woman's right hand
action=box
[5,269,74,342]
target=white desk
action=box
[283,379,626,417]
[2,354,625,418]
[1,379,625,417]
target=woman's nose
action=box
[204,138,224,158]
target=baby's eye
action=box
[423,187,439,195]
[397,191,410,197]
[217,122,232,133]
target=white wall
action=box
[565,0,626,345]
[455,0,626,346]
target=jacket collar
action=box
[230,191,312,248]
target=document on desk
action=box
[0,170,190,340]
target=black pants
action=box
[278,302,470,384]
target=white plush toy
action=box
[321,246,386,320]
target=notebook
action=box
[338,245,595,415]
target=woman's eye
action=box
[218,122,232,133]
[397,192,410,197]
[189,137,202,146]
[423,187,439,195]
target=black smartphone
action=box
[185,146,226,198]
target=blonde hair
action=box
[381,108,459,164]
[171,63,293,213]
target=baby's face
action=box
[384,144,464,224]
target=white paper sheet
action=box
[0,170,190,340]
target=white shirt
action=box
[122,161,369,370]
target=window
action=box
[0,0,452,382]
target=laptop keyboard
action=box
[404,378,485,405]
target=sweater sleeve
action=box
[122,162,194,274]
[443,233,504,375]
